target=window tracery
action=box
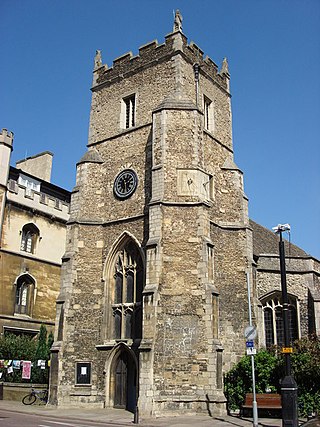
[262,291,299,348]
[110,242,143,341]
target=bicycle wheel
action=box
[40,390,48,404]
[22,393,36,405]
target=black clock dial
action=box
[113,169,138,199]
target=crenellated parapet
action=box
[92,36,174,88]
[0,128,14,149]
[92,31,229,91]
[0,129,14,188]
[185,40,230,87]
[7,178,70,222]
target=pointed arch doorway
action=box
[110,348,137,412]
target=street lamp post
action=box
[273,224,298,427]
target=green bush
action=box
[0,325,52,384]
[291,336,320,416]
[224,337,320,417]
[224,349,282,411]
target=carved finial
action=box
[173,10,183,32]
[221,57,229,75]
[94,50,102,70]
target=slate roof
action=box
[250,219,309,258]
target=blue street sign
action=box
[246,340,254,348]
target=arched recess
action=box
[105,343,138,412]
[102,232,145,342]
[14,273,37,316]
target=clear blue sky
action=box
[1,0,319,259]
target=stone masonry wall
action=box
[89,60,175,145]
[256,258,316,340]
[210,224,251,370]
[0,251,60,323]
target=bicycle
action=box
[22,388,48,405]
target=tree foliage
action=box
[0,325,53,384]
[291,336,320,416]
[224,349,282,411]
[224,337,320,417]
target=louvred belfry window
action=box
[121,94,136,129]
[203,95,214,132]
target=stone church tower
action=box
[50,12,255,417]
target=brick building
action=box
[0,129,70,337]
[49,13,319,418]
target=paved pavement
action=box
[0,399,315,426]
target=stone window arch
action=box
[20,223,40,254]
[14,273,36,315]
[104,234,144,342]
[261,291,299,348]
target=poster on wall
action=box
[22,361,31,379]
[13,360,21,369]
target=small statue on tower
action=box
[94,50,102,69]
[173,10,183,32]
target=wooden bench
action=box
[241,393,282,417]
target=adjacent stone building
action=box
[251,220,320,349]
[49,13,319,418]
[0,129,70,336]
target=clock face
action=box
[113,169,138,199]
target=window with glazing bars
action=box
[262,293,299,348]
[112,243,142,340]
[15,274,34,315]
[20,224,39,254]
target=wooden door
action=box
[114,352,127,408]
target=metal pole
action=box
[246,272,258,427]
[279,231,291,377]
[193,63,199,107]
[133,405,139,424]
[274,225,298,427]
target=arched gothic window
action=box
[15,274,35,315]
[20,224,40,254]
[262,291,299,348]
[111,241,143,340]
